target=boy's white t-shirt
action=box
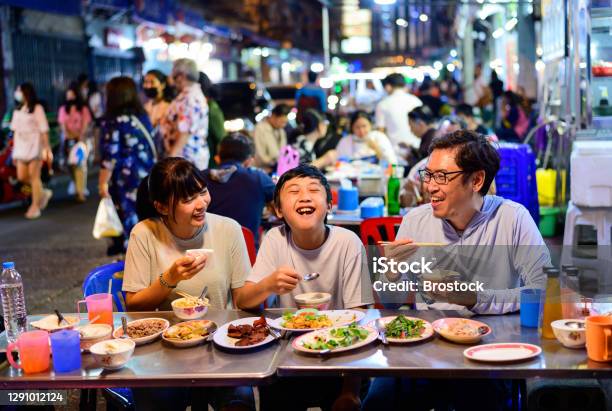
[122,214,251,310]
[247,225,374,309]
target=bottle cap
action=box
[547,268,560,278]
[565,267,580,276]
[542,266,555,274]
[2,262,15,270]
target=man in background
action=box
[375,73,422,161]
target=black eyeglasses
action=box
[418,169,465,185]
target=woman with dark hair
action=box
[98,76,156,255]
[58,82,92,202]
[10,82,53,219]
[123,157,254,410]
[336,110,397,163]
[294,109,337,168]
[143,69,171,130]
[497,90,530,143]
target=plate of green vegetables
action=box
[368,315,433,343]
[292,323,378,354]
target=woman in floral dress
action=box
[98,76,156,254]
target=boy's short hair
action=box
[273,163,332,211]
[218,133,254,163]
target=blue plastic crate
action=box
[495,143,540,225]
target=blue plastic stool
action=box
[83,261,127,312]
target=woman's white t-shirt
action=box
[123,214,251,310]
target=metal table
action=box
[1,309,611,390]
[275,310,612,379]
[0,310,286,388]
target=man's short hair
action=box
[455,103,475,118]
[218,133,254,163]
[383,73,406,89]
[273,163,332,211]
[272,104,291,117]
[429,130,500,196]
[307,70,318,83]
[408,106,434,124]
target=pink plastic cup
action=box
[77,293,114,326]
[7,330,50,374]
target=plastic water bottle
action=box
[0,262,27,343]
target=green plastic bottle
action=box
[387,165,401,215]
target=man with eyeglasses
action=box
[387,130,549,313]
[364,130,550,411]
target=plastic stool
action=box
[563,202,612,246]
[526,378,605,411]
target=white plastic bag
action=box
[92,198,123,239]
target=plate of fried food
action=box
[432,318,491,344]
[162,320,217,348]
[214,316,277,350]
[269,309,366,332]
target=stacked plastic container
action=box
[495,143,540,226]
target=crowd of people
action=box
[5,58,547,410]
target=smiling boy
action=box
[236,164,374,310]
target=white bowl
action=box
[90,339,135,370]
[112,318,169,345]
[294,292,332,310]
[78,324,113,352]
[551,319,586,348]
[171,297,209,320]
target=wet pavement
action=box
[0,172,111,314]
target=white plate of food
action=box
[432,318,491,344]
[30,314,80,332]
[162,320,217,348]
[269,309,366,332]
[367,315,434,344]
[292,324,378,354]
[112,318,169,346]
[463,343,542,363]
[213,316,276,350]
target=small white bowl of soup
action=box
[78,324,113,352]
[171,297,209,320]
[551,319,586,348]
[294,292,332,311]
[90,338,135,370]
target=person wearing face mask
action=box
[124,157,255,411]
[143,70,171,130]
[336,110,397,164]
[58,82,92,202]
[293,109,337,169]
[161,58,209,169]
[98,77,156,256]
[143,70,172,156]
[10,83,53,219]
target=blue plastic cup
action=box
[520,289,543,328]
[50,329,81,373]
